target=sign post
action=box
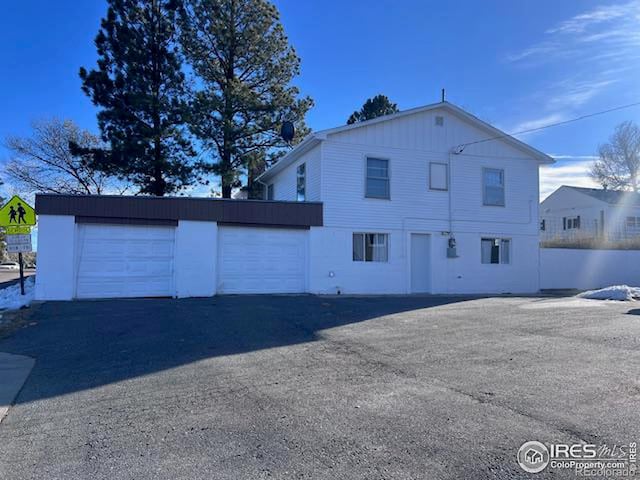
[18,252,24,295]
[0,195,37,296]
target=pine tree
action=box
[80,0,196,196]
[347,95,399,125]
[180,0,313,198]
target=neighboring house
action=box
[35,101,553,301]
[540,186,640,244]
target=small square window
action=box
[435,116,444,126]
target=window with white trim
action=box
[481,238,510,264]
[353,233,388,262]
[563,216,580,230]
[429,162,448,191]
[626,216,640,230]
[365,158,390,199]
[296,163,306,201]
[266,183,274,200]
[483,168,505,206]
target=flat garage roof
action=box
[35,194,323,229]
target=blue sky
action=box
[1,0,639,199]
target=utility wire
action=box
[456,100,640,151]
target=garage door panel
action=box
[218,227,306,294]
[75,224,175,299]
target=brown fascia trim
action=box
[36,194,323,228]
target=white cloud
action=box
[508,1,640,67]
[547,154,598,160]
[546,2,632,34]
[504,1,640,141]
[540,157,599,199]
[507,113,568,139]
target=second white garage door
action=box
[218,226,307,294]
[75,224,176,299]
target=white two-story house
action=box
[258,101,553,294]
[34,101,552,301]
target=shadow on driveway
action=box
[0,294,474,406]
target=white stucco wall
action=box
[35,215,76,301]
[540,248,640,290]
[175,220,217,298]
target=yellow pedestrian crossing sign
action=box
[0,195,36,227]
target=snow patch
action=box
[577,285,640,301]
[0,277,35,311]
[520,298,608,309]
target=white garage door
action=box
[218,227,307,294]
[75,224,175,299]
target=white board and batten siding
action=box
[267,106,543,294]
[271,144,321,202]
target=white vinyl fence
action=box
[540,248,640,290]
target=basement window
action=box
[481,238,510,264]
[353,233,388,262]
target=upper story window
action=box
[296,163,306,202]
[481,238,510,264]
[365,157,390,199]
[353,233,389,262]
[266,183,274,200]
[483,168,505,206]
[429,162,448,191]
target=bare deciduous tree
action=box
[591,121,640,192]
[4,119,127,195]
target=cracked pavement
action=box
[0,295,638,479]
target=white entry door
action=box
[218,226,307,294]
[75,224,176,299]
[410,233,431,293]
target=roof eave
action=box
[257,135,323,183]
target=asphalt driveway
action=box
[0,295,638,479]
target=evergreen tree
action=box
[80,0,196,196]
[180,0,313,198]
[347,95,399,125]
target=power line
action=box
[456,100,640,152]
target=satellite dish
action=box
[280,121,295,143]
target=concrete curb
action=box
[0,352,35,424]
